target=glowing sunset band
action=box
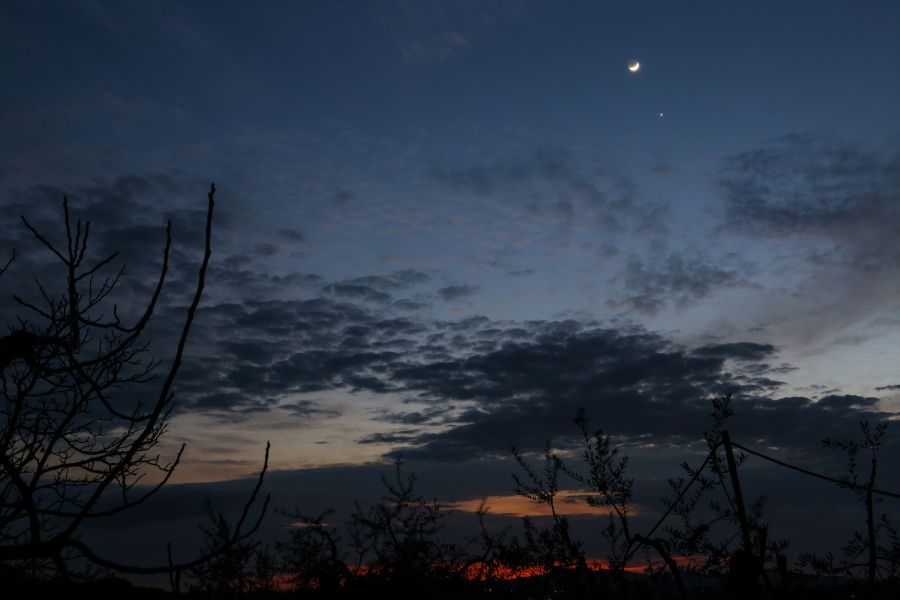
[275,555,705,590]
[448,491,641,518]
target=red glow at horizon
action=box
[274,555,705,591]
[464,557,700,581]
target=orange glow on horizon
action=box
[448,490,640,518]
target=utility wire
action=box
[625,434,900,565]
[624,441,718,562]
[731,440,900,500]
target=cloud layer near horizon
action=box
[0,160,895,477]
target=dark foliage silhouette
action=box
[654,396,788,598]
[510,408,687,598]
[190,499,259,594]
[505,398,875,599]
[0,185,269,588]
[277,508,350,594]
[798,422,900,591]
[278,460,472,599]
[274,399,900,599]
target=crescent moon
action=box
[627,60,640,73]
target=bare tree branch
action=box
[0,183,269,582]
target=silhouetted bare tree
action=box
[510,441,594,589]
[657,396,786,598]
[799,421,900,592]
[0,184,269,584]
[509,400,791,600]
[188,498,277,596]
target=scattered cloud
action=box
[429,146,647,236]
[609,254,752,315]
[332,189,353,204]
[718,134,900,256]
[276,228,305,244]
[280,399,342,419]
[323,283,394,304]
[692,342,778,362]
[339,270,432,291]
[437,284,478,302]
[715,134,900,344]
[403,30,470,63]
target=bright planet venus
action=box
[628,59,640,72]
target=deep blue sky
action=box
[3,0,900,567]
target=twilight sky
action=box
[3,0,900,566]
